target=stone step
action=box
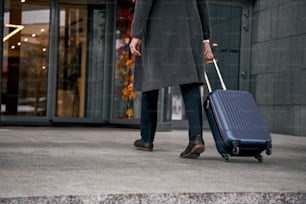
[1,192,306,204]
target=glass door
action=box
[55,2,107,120]
[205,3,243,91]
[2,0,50,116]
[56,4,88,118]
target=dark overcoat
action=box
[131,0,211,92]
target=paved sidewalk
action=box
[0,127,306,203]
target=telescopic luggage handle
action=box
[204,58,227,93]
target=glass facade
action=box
[2,0,50,116]
[0,0,248,128]
[1,0,107,122]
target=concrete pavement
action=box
[0,127,306,203]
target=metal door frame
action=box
[0,0,3,124]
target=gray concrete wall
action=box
[250,0,306,136]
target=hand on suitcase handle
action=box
[205,58,227,93]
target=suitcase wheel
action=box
[232,141,240,155]
[232,146,240,155]
[266,142,272,155]
[266,148,272,155]
[221,153,230,161]
[255,154,263,162]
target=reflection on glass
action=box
[56,3,106,119]
[2,0,50,116]
[56,5,88,117]
[112,1,141,120]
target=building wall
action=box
[250,0,306,136]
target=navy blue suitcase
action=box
[204,59,272,162]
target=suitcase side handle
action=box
[205,58,227,93]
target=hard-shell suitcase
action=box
[204,59,272,162]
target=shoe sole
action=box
[135,147,153,152]
[180,144,205,159]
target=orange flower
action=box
[126,108,134,119]
[122,85,136,100]
[115,44,137,118]
[128,83,133,91]
[122,51,129,59]
[122,87,130,100]
[126,59,134,69]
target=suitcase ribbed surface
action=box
[210,90,267,131]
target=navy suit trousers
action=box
[140,83,203,143]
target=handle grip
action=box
[205,58,227,93]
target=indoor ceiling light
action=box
[3,24,24,42]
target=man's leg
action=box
[179,83,205,158]
[134,89,159,151]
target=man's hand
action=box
[129,38,142,56]
[204,42,214,61]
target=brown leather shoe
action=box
[134,139,153,152]
[180,135,205,159]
